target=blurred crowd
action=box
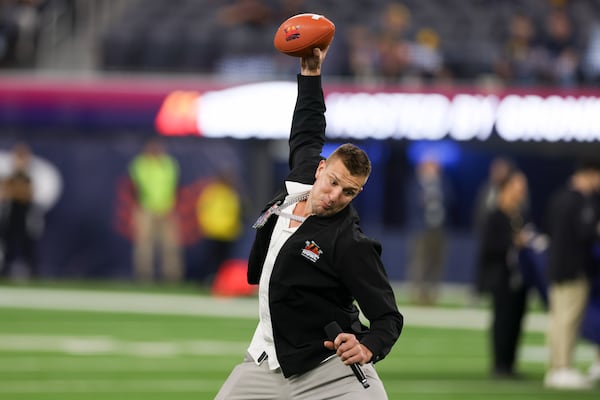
[98,0,600,87]
[0,0,46,68]
[3,0,600,87]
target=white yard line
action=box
[0,287,259,318]
[0,378,569,394]
[0,333,593,369]
[0,286,550,332]
[0,379,217,393]
[0,334,247,357]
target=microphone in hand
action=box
[324,321,370,389]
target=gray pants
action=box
[214,353,388,400]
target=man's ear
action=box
[315,160,326,179]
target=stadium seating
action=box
[92,0,600,85]
[5,0,600,85]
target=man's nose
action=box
[329,187,342,203]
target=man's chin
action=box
[316,207,337,217]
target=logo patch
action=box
[284,25,301,41]
[301,240,322,263]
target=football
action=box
[273,13,335,57]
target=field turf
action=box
[0,284,598,399]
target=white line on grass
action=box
[0,356,233,372]
[0,378,574,395]
[0,379,219,393]
[5,343,591,369]
[0,287,550,332]
[0,334,247,357]
[520,344,596,364]
[0,287,258,318]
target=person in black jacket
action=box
[477,169,530,379]
[214,47,403,399]
[544,159,600,390]
[0,142,40,279]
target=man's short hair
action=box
[328,143,371,178]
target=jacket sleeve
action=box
[337,230,403,363]
[247,75,326,284]
[287,74,326,184]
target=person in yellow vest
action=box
[196,168,243,284]
[129,138,182,283]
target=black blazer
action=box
[248,74,403,378]
[477,208,518,292]
[546,187,600,283]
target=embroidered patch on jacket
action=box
[301,240,323,263]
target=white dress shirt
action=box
[247,181,312,370]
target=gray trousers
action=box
[214,353,388,400]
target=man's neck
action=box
[289,200,305,228]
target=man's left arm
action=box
[338,237,404,364]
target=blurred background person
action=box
[0,142,42,280]
[0,0,44,68]
[544,159,600,389]
[404,156,454,305]
[494,11,544,87]
[195,167,244,286]
[128,137,182,284]
[346,22,378,83]
[410,26,446,83]
[472,156,517,232]
[582,22,600,84]
[538,6,580,87]
[476,169,531,379]
[213,0,277,79]
[472,156,521,301]
[373,2,414,82]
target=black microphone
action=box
[324,321,370,389]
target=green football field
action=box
[0,284,598,399]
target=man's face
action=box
[508,173,528,205]
[309,158,367,217]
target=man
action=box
[214,48,403,399]
[129,138,182,283]
[544,159,600,389]
[196,168,243,284]
[477,170,530,379]
[0,142,41,279]
[405,156,453,305]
